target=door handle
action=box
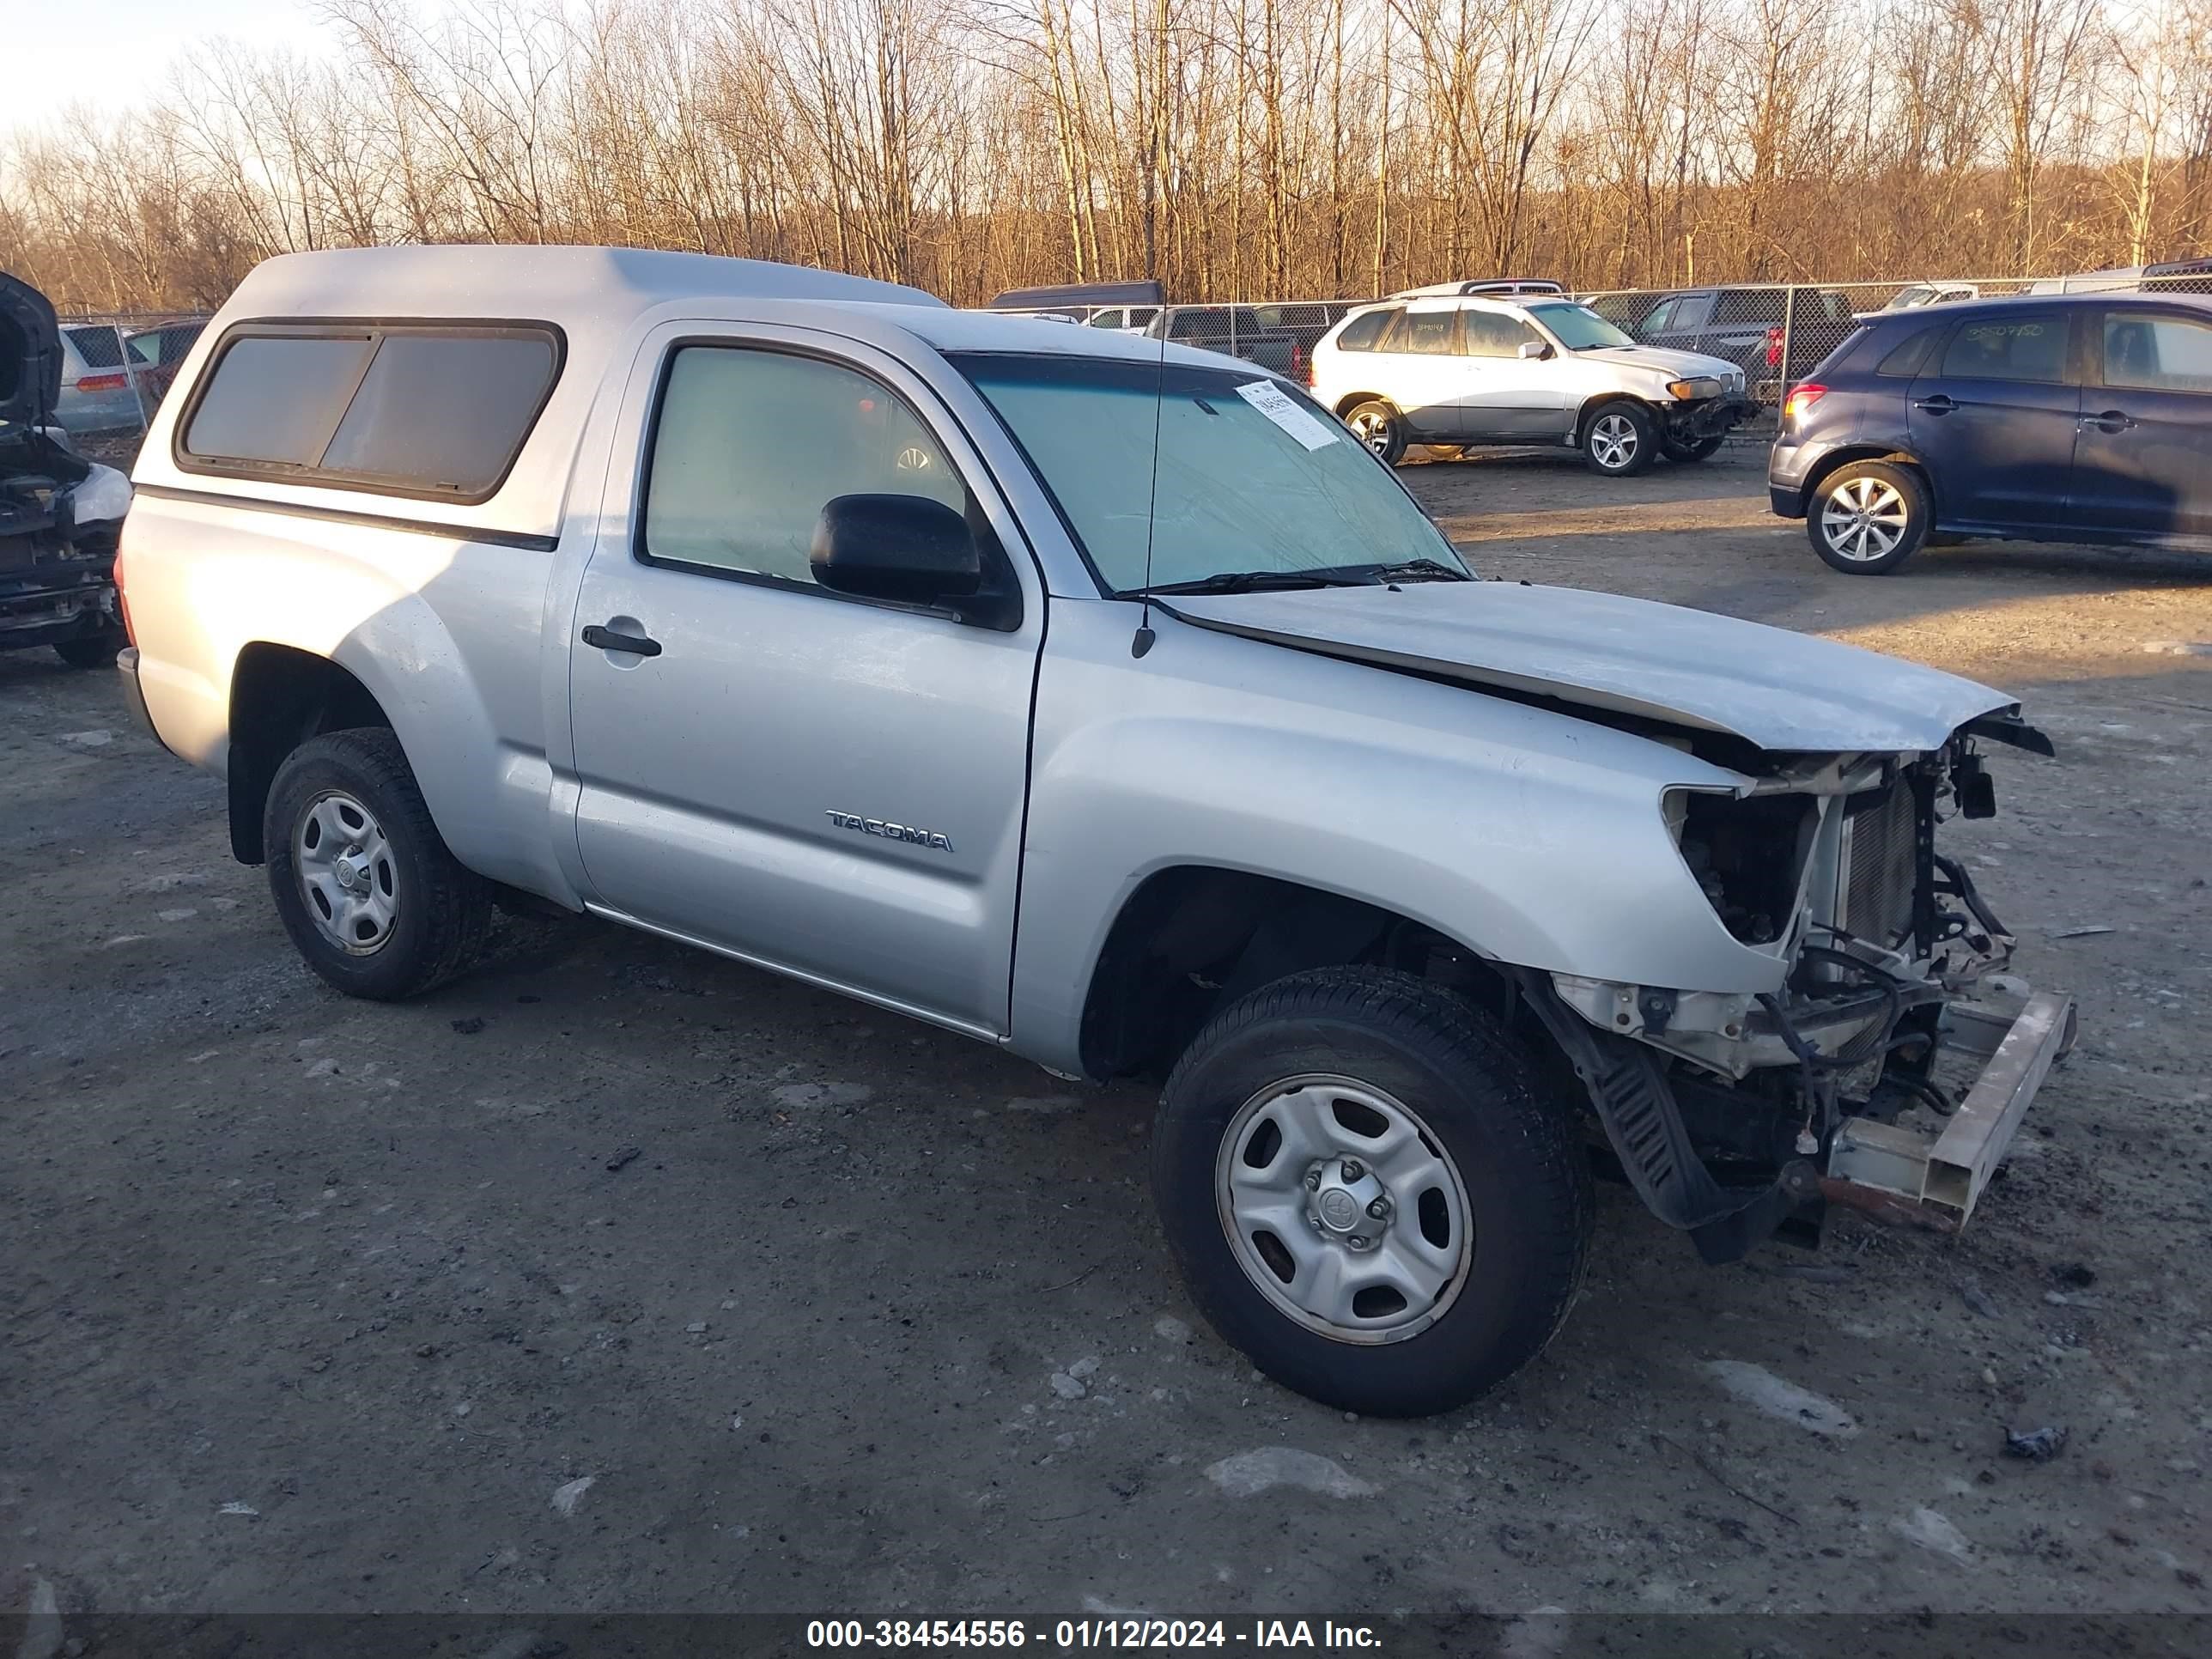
[2079,409,2136,434]
[581,623,662,658]
[1911,394,1958,414]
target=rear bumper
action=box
[1823,990,2076,1231]
[116,645,174,755]
[1766,434,1841,518]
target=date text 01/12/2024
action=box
[805,1620,1384,1650]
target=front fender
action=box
[1008,601,1784,1076]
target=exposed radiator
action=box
[1841,785,1917,951]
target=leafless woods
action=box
[5,0,2211,311]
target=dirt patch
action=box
[3,449,2208,1626]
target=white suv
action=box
[1310,292,1755,476]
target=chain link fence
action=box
[52,313,211,440]
[1572,266,2212,435]
[1142,301,1359,381]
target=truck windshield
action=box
[1526,304,1635,350]
[949,352,1468,595]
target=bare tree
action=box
[1,0,2197,313]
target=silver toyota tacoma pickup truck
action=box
[118,246,2072,1416]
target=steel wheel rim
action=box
[1820,477,1908,561]
[295,789,399,956]
[1590,412,1638,470]
[1349,409,1395,457]
[1214,1073,1474,1346]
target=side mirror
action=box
[811,493,981,605]
[1518,340,1553,361]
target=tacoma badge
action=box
[825,810,952,852]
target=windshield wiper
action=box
[1358,557,1472,583]
[1124,568,1376,597]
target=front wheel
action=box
[1808,460,1929,574]
[264,728,493,1000]
[1343,400,1407,466]
[1582,403,1656,476]
[1152,968,1592,1417]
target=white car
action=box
[1310,293,1757,476]
[1083,304,1160,334]
[1884,283,1980,310]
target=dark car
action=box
[1141,305,1305,377]
[1768,291,2212,573]
[1633,286,1858,399]
[3,271,135,665]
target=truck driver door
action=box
[564,325,1044,1036]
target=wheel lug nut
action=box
[1366,1196,1391,1220]
[1346,1234,1371,1250]
[1303,1169,1322,1191]
[1340,1158,1364,1182]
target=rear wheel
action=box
[1152,968,1592,1417]
[1344,400,1407,466]
[53,630,124,669]
[1808,460,1929,574]
[264,728,492,1000]
[1582,403,1656,477]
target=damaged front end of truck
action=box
[1526,714,2071,1262]
[1163,580,2075,1266]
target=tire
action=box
[53,630,124,669]
[1152,967,1593,1417]
[1660,433,1725,464]
[1808,459,1929,574]
[1343,400,1407,466]
[263,727,493,1000]
[1425,445,1468,462]
[1581,402,1656,476]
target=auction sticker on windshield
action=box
[1234,380,1338,451]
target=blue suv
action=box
[1769,291,2212,573]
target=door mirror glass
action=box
[1517,340,1552,361]
[811,493,981,604]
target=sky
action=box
[5,0,343,137]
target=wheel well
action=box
[226,644,392,864]
[1572,392,1650,441]
[1076,867,1511,1082]
[1334,392,1393,418]
[1798,446,1931,514]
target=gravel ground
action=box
[4,448,2209,1638]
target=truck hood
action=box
[1592,343,1744,381]
[1163,580,2027,754]
[1,271,63,431]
